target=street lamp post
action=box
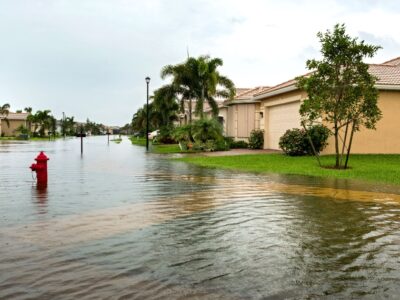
[62,112,65,139]
[145,76,150,151]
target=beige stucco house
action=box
[223,87,269,140]
[0,112,30,137]
[231,56,400,154]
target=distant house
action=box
[223,86,269,141]
[0,112,30,137]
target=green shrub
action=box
[279,125,330,156]
[172,125,192,143]
[192,141,205,151]
[248,129,264,149]
[224,136,234,147]
[214,139,230,151]
[279,128,306,156]
[231,140,249,149]
[304,124,331,154]
[192,118,223,143]
[158,125,175,144]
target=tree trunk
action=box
[301,121,321,167]
[199,87,205,119]
[339,120,350,167]
[334,123,340,168]
[189,98,192,125]
[344,121,356,169]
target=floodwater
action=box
[1,136,400,299]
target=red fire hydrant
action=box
[30,151,49,188]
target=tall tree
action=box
[161,61,197,124]
[186,55,235,119]
[0,103,11,128]
[24,107,33,133]
[30,110,53,136]
[161,55,235,123]
[297,24,382,169]
[131,103,157,136]
[152,85,179,127]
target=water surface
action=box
[1,137,399,299]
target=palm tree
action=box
[188,55,235,119]
[161,55,235,122]
[152,85,179,127]
[161,61,197,124]
[31,110,52,136]
[24,107,33,133]
[0,103,11,128]
[192,118,223,143]
[64,116,76,135]
[132,104,157,136]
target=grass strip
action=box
[176,153,400,185]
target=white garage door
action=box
[267,101,301,150]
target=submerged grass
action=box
[129,137,147,146]
[111,138,122,144]
[177,154,400,185]
[129,136,183,154]
[0,136,60,141]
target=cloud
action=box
[0,0,399,125]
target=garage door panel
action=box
[267,101,301,150]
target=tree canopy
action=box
[161,55,235,122]
[296,24,382,169]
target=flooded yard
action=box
[1,136,400,299]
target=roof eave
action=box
[376,84,400,90]
[253,84,298,100]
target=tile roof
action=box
[235,86,270,99]
[254,56,400,99]
[0,112,29,120]
[369,64,400,85]
[382,56,400,66]
[235,88,251,96]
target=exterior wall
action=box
[259,89,400,153]
[323,90,400,154]
[226,103,258,140]
[0,119,27,136]
[227,105,236,137]
[218,107,228,135]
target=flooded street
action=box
[1,136,400,299]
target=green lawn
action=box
[129,136,183,154]
[151,144,182,154]
[111,138,122,144]
[177,154,400,185]
[129,137,147,146]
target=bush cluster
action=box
[279,124,330,156]
[156,125,175,144]
[172,118,229,152]
[224,137,248,149]
[248,129,264,149]
[231,140,249,149]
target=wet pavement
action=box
[0,136,399,299]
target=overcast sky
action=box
[1,0,400,125]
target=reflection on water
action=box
[0,137,400,299]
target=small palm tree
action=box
[152,84,179,127]
[24,107,33,133]
[0,103,11,128]
[161,61,197,124]
[192,118,223,143]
